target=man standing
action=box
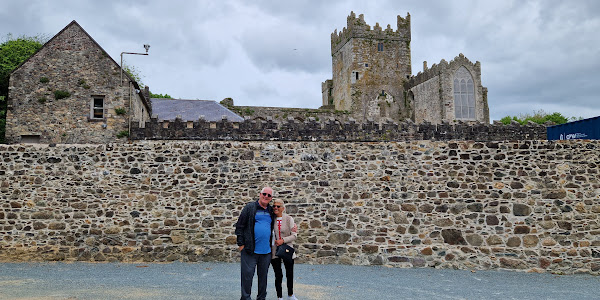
[235,187,276,300]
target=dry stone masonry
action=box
[1,140,598,274]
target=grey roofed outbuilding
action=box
[150,98,244,122]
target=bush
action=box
[39,77,49,83]
[500,110,572,125]
[78,79,90,89]
[115,107,127,115]
[53,90,70,100]
[117,130,129,138]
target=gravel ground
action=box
[0,262,599,299]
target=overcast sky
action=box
[2,0,599,121]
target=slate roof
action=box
[150,98,244,122]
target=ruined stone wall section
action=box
[130,117,547,142]
[321,80,333,107]
[0,140,599,274]
[412,76,442,124]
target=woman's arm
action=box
[282,215,297,244]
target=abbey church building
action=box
[322,12,489,124]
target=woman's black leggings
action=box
[271,256,294,297]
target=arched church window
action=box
[453,66,475,120]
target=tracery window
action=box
[453,67,475,120]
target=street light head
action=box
[143,44,150,53]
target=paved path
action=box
[0,262,598,299]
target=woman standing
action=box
[271,199,298,300]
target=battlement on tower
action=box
[331,11,411,55]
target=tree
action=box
[122,63,143,87]
[150,92,173,99]
[500,110,579,125]
[123,63,173,99]
[0,34,47,143]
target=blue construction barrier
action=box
[547,116,600,140]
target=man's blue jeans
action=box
[240,250,272,300]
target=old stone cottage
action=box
[5,21,152,144]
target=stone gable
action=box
[6,21,150,144]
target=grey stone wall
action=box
[5,21,150,144]
[1,140,598,274]
[226,105,352,124]
[130,117,547,142]
[411,77,441,124]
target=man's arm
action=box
[235,204,249,250]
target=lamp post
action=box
[120,44,150,86]
[120,44,150,141]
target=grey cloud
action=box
[2,0,600,120]
[242,81,280,100]
[239,19,330,73]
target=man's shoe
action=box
[288,295,298,300]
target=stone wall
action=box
[130,117,547,142]
[1,140,598,274]
[226,105,352,124]
[411,77,442,124]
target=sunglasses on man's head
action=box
[261,192,272,197]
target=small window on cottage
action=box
[91,96,105,119]
[377,43,384,51]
